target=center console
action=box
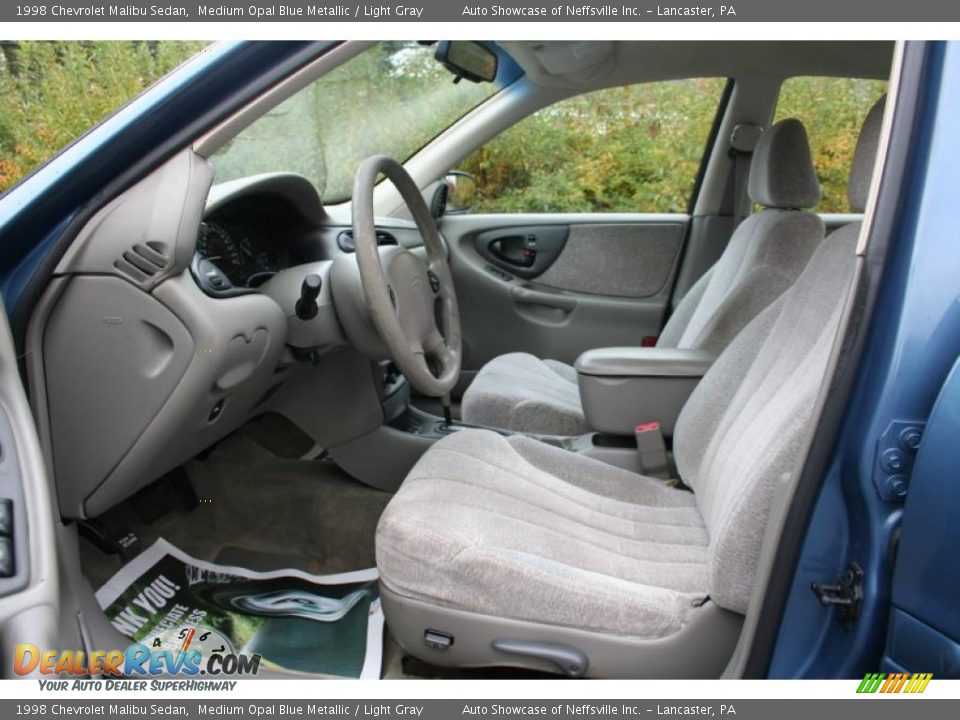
[339,346,717,490]
[575,347,715,437]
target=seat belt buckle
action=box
[634,422,669,479]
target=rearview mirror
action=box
[435,41,498,84]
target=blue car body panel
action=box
[882,356,960,676]
[770,40,960,678]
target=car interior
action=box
[20,40,896,678]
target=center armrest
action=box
[575,347,715,378]
[574,347,715,436]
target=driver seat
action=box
[375,98,884,677]
[460,118,824,436]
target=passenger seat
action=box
[461,118,825,435]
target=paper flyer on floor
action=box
[94,539,384,679]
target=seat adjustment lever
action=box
[491,638,589,678]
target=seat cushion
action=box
[460,353,587,435]
[376,430,709,639]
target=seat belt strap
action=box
[729,124,764,229]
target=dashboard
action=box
[191,174,429,299]
[193,194,306,294]
[44,167,431,522]
[196,221,285,288]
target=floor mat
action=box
[95,538,383,678]
[79,430,393,590]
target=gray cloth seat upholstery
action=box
[376,98,885,675]
[461,118,825,436]
[378,430,711,639]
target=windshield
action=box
[210,42,500,204]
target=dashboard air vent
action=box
[114,241,172,285]
[337,229,398,253]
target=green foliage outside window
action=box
[459,78,726,214]
[774,76,887,212]
[0,42,886,217]
[0,41,208,193]
[460,76,887,215]
[210,42,496,203]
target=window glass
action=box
[459,78,727,214]
[774,76,887,212]
[211,42,498,204]
[0,41,207,193]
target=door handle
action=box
[510,285,577,312]
[475,225,569,280]
[489,235,536,268]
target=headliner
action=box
[500,41,894,89]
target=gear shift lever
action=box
[441,393,453,429]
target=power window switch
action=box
[0,499,11,536]
[0,537,13,577]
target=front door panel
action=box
[441,213,688,381]
[0,299,59,676]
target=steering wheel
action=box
[351,156,462,397]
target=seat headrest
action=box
[748,118,821,210]
[848,95,887,213]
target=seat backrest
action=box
[673,97,886,614]
[658,119,824,354]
